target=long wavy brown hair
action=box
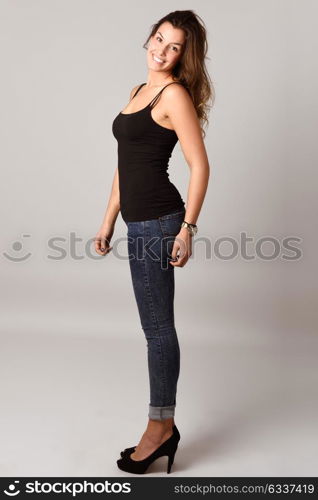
[143,10,215,138]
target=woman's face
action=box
[147,22,185,74]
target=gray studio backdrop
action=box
[0,0,317,477]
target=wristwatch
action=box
[181,220,198,236]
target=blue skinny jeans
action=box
[125,208,186,421]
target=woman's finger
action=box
[94,237,101,250]
[100,237,107,252]
[169,255,188,267]
[170,241,180,260]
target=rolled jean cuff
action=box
[148,404,175,421]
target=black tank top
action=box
[112,82,186,222]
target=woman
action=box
[95,10,213,474]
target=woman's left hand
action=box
[169,227,193,267]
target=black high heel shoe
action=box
[117,424,180,474]
[119,424,178,458]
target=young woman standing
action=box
[95,10,213,474]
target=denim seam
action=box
[142,260,157,330]
[143,221,168,405]
[158,217,167,238]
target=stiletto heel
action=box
[117,424,180,474]
[167,449,176,473]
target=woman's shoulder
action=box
[129,83,145,100]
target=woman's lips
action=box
[153,54,165,64]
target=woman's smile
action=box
[152,54,165,64]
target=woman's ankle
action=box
[147,417,174,432]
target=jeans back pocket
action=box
[158,209,186,238]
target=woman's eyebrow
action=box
[157,31,183,46]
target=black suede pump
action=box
[117,424,180,474]
[120,424,179,458]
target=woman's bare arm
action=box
[99,166,120,230]
[162,84,211,267]
[164,84,210,226]
[94,167,119,255]
[99,84,141,230]
[95,85,140,255]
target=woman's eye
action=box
[155,36,178,52]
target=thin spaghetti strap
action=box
[149,81,184,108]
[131,82,147,100]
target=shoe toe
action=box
[120,446,135,458]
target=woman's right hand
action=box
[94,224,114,256]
